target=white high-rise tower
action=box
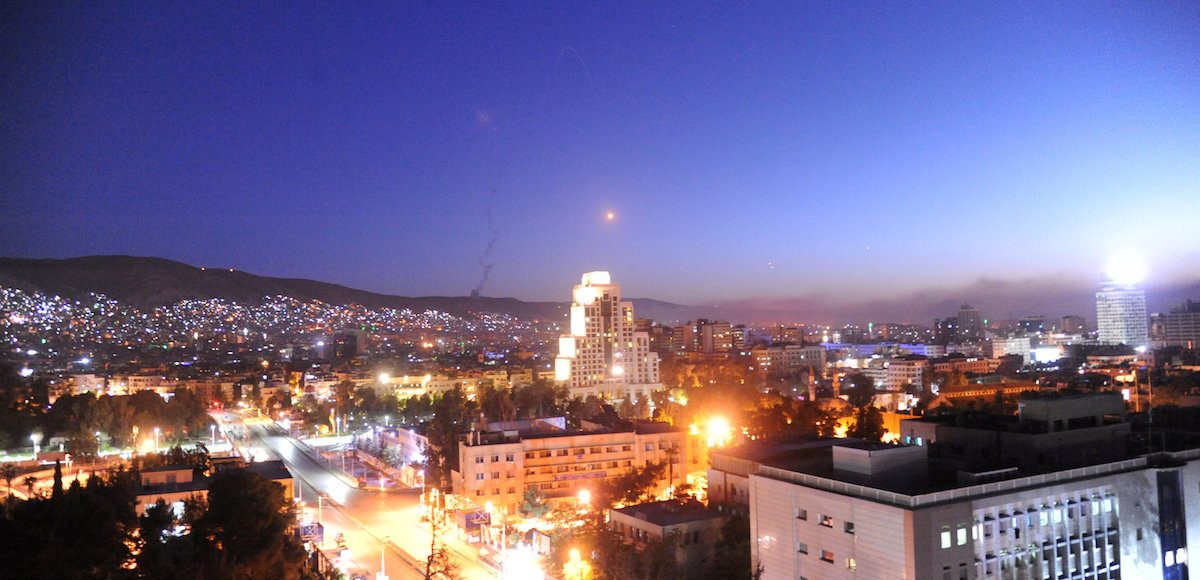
[554,272,661,401]
[1096,255,1149,348]
[1096,283,1148,347]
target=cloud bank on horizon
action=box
[695,270,1200,325]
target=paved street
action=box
[228,417,497,580]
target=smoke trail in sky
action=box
[471,188,499,297]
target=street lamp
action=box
[153,427,160,452]
[210,424,217,447]
[379,535,390,580]
[30,433,42,456]
[317,495,329,525]
[577,489,591,509]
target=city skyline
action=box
[3,3,1198,305]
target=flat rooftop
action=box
[612,499,723,527]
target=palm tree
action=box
[22,475,37,499]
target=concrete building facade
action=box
[1096,283,1148,348]
[453,419,686,516]
[554,272,661,401]
[749,440,1198,580]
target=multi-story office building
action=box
[772,325,807,345]
[731,325,750,351]
[752,344,827,377]
[747,394,1197,580]
[931,356,1002,376]
[958,304,985,343]
[1096,283,1148,348]
[936,317,960,345]
[1060,315,1087,335]
[453,418,686,516]
[1151,300,1200,349]
[554,272,661,400]
[989,336,1033,365]
[887,355,931,391]
[675,319,734,354]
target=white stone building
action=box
[554,272,660,401]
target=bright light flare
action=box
[564,548,591,580]
[501,543,544,580]
[604,211,615,222]
[705,416,733,448]
[1106,252,1146,285]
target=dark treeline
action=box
[0,452,313,579]
[0,363,212,455]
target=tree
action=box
[849,406,885,441]
[22,476,36,498]
[51,460,64,499]
[1,463,15,511]
[842,373,876,408]
[480,385,517,423]
[703,512,763,580]
[599,460,667,508]
[424,500,460,580]
[0,466,137,578]
[68,432,100,460]
[518,485,551,520]
[423,387,479,488]
[191,468,306,578]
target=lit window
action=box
[941,530,951,549]
[956,527,967,546]
[819,550,834,563]
[819,515,833,528]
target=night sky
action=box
[2,3,1198,306]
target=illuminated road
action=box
[227,416,496,580]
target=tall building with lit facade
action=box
[1096,283,1148,347]
[554,272,661,400]
[957,304,985,342]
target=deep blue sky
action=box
[2,2,1198,305]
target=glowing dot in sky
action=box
[605,211,615,222]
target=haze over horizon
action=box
[3,3,1198,307]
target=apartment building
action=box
[609,498,727,577]
[752,344,827,376]
[453,418,686,516]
